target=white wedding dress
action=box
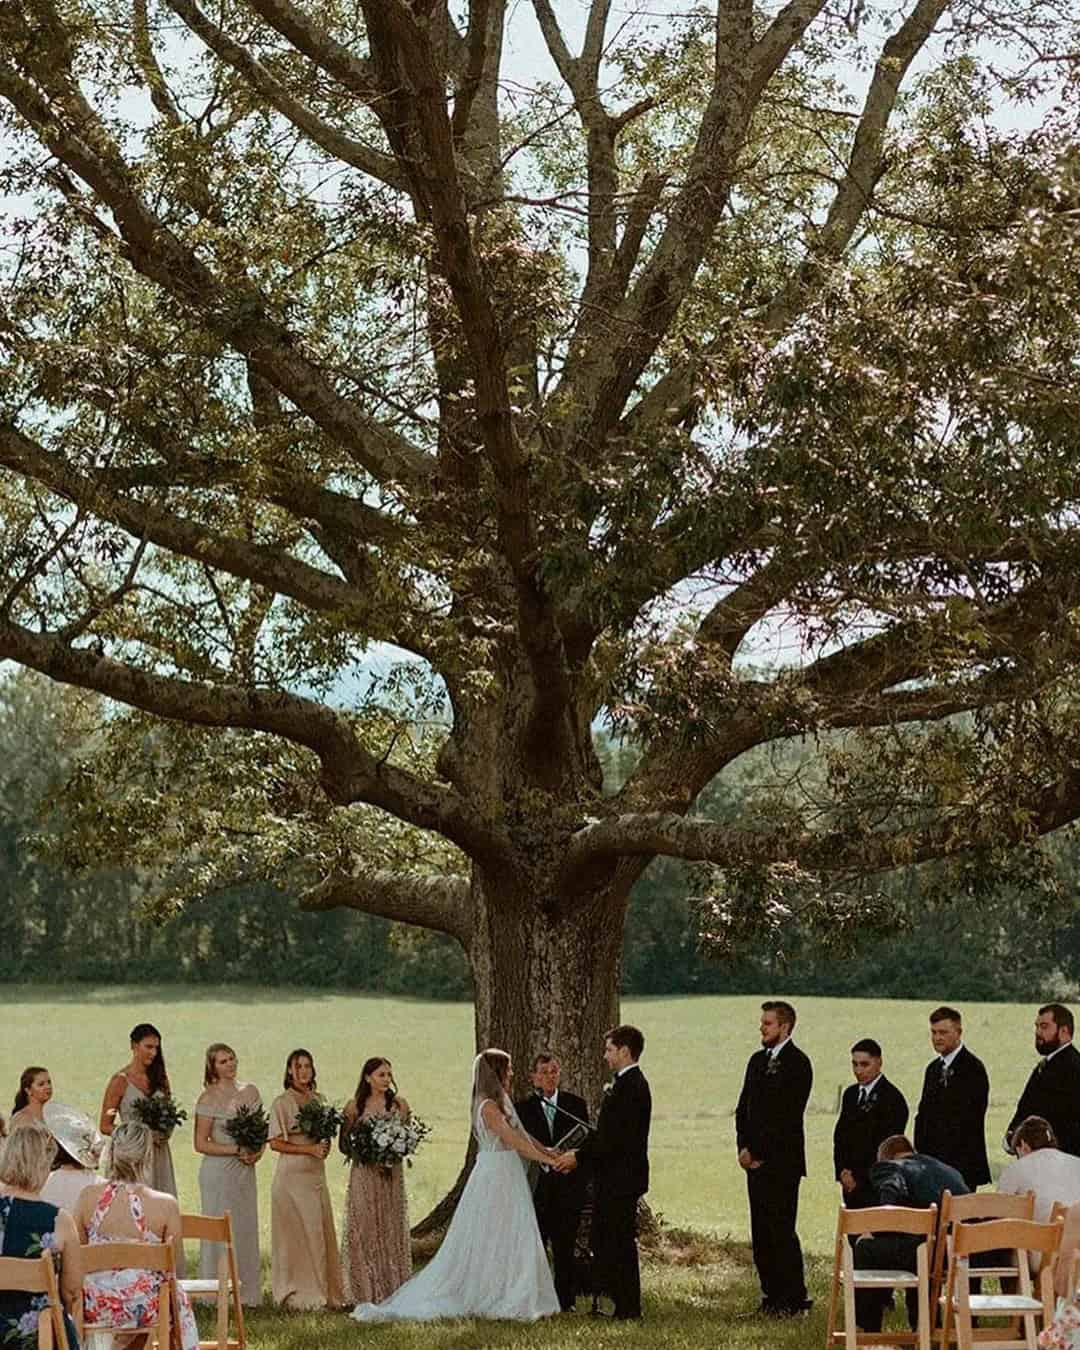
[351,1091,559,1323]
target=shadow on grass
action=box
[200,1253,840,1349]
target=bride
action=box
[351,1048,564,1322]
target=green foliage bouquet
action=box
[128,1092,187,1139]
[295,1098,344,1143]
[342,1113,431,1169]
[224,1103,270,1153]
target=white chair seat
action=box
[955,1294,1043,1313]
[179,1279,221,1294]
[851,1269,921,1286]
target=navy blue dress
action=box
[0,1194,79,1349]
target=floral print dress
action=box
[0,1194,78,1350]
[82,1182,198,1350]
[1041,1294,1080,1348]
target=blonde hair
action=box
[203,1043,236,1087]
[107,1122,153,1183]
[0,1121,57,1192]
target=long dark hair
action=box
[13,1066,47,1113]
[284,1049,318,1092]
[130,1023,169,1096]
[355,1057,396,1113]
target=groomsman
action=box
[913,1005,991,1189]
[735,1000,814,1318]
[564,1025,651,1321]
[833,1038,909,1209]
[1007,1004,1080,1157]
[515,1052,590,1311]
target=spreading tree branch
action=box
[163,0,409,189]
[0,5,429,487]
[0,616,511,865]
[301,865,473,948]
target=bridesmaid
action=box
[268,1049,344,1309]
[100,1023,185,1276]
[339,1057,412,1306]
[99,1023,180,1196]
[194,1043,263,1307]
[9,1066,52,1129]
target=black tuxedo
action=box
[833,1076,909,1208]
[515,1089,590,1310]
[913,1045,991,1187]
[735,1040,813,1313]
[1008,1043,1080,1157]
[576,1064,651,1320]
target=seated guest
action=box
[0,1122,81,1349]
[74,1123,198,1350]
[40,1104,106,1211]
[10,1067,54,1131]
[1000,1115,1080,1223]
[854,1133,970,1334]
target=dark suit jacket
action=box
[870,1152,970,1208]
[913,1045,991,1188]
[575,1065,651,1199]
[833,1076,909,1194]
[1008,1043,1080,1157]
[515,1088,590,1210]
[735,1040,813,1177]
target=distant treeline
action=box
[3,673,1078,1001]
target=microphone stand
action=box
[532,1089,596,1136]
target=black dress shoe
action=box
[766,1298,814,1318]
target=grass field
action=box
[0,987,1050,1345]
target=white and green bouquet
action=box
[342,1113,431,1169]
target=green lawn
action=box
[0,987,1047,1345]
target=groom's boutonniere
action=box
[603,1082,614,1096]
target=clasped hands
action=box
[545,1149,577,1173]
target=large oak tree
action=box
[2,0,1080,1194]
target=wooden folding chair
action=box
[939,1217,1062,1350]
[929,1191,1035,1316]
[826,1204,937,1350]
[178,1213,246,1350]
[77,1240,174,1350]
[1050,1201,1080,1301]
[0,1253,67,1350]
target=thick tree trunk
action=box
[413,864,627,1234]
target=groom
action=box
[561,1025,651,1321]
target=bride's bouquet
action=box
[224,1103,270,1153]
[295,1098,344,1143]
[128,1092,187,1139]
[341,1112,431,1170]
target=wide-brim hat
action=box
[42,1102,105,1169]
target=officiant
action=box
[516,1052,590,1312]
